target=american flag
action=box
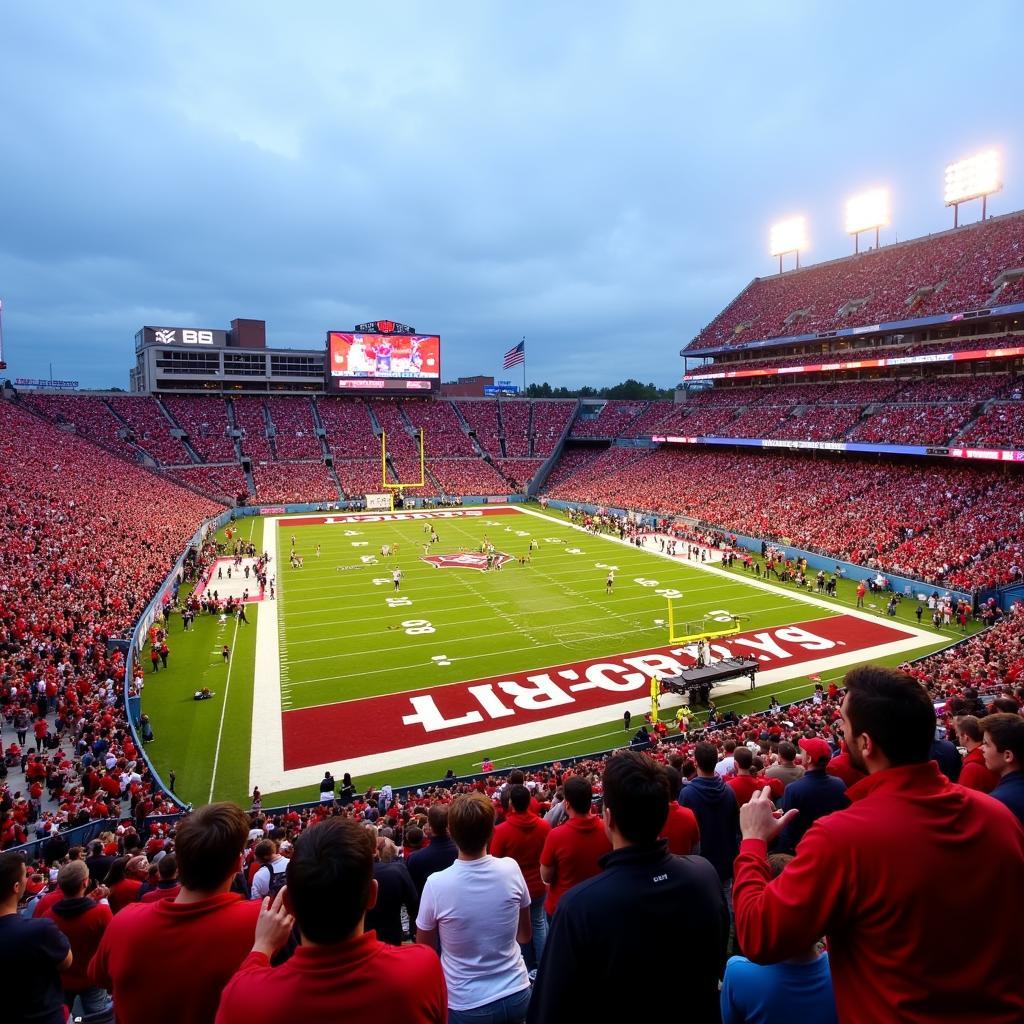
[503,340,525,369]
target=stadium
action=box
[2,9,1024,1024]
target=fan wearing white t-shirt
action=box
[416,794,532,1023]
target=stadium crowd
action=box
[546,447,1024,590]
[4,598,1022,1022]
[689,211,1024,350]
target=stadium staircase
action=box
[451,400,487,456]
[526,402,536,457]
[326,460,347,498]
[155,397,204,464]
[310,397,333,460]
[100,398,161,465]
[526,398,582,496]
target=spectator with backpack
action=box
[250,839,288,900]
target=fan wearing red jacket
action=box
[215,817,445,1024]
[734,665,1024,1024]
[491,784,551,970]
[89,803,261,1024]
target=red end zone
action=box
[278,507,522,527]
[281,614,915,770]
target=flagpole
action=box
[522,336,526,396]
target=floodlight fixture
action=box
[846,188,889,252]
[944,149,1001,226]
[769,216,808,273]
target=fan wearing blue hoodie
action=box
[679,742,740,904]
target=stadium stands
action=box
[162,396,236,463]
[107,396,194,465]
[265,397,321,460]
[531,400,577,455]
[543,446,1024,588]
[231,397,275,463]
[457,399,503,458]
[496,458,544,490]
[21,394,146,463]
[167,465,250,501]
[402,398,477,457]
[251,460,338,503]
[689,210,1024,351]
[570,400,648,438]
[428,458,513,496]
[500,399,532,457]
[317,397,379,458]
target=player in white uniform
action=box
[392,567,402,591]
[606,570,615,594]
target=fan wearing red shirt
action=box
[89,803,261,1024]
[659,766,700,854]
[726,747,768,806]
[734,665,1024,1024]
[215,817,445,1024]
[539,776,612,917]
[956,716,999,793]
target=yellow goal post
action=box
[666,600,743,645]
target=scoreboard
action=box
[326,319,440,394]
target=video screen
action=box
[328,332,440,380]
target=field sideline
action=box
[142,504,963,806]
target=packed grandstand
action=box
[2,205,1024,1024]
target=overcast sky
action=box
[2,2,1022,389]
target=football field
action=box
[143,504,958,806]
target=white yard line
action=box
[248,515,285,793]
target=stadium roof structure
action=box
[685,208,1024,356]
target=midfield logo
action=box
[422,551,513,572]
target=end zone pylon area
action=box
[381,429,426,491]
[666,601,743,645]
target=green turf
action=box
[144,504,972,807]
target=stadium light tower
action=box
[769,216,808,274]
[944,149,1001,227]
[845,187,889,254]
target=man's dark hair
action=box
[288,818,373,944]
[844,665,936,766]
[980,713,1024,764]
[777,741,796,762]
[664,765,682,798]
[733,746,753,771]
[0,852,25,897]
[508,769,525,786]
[957,716,984,743]
[602,750,670,844]
[694,742,719,774]
[426,804,449,838]
[723,739,737,753]
[563,776,592,814]
[253,838,275,862]
[991,697,1020,714]
[157,854,177,881]
[173,802,249,892]
[448,793,495,854]
[509,784,531,814]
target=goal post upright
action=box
[666,598,742,645]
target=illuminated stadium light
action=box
[944,149,1001,226]
[769,216,808,273]
[845,188,889,252]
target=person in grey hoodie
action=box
[679,741,740,913]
